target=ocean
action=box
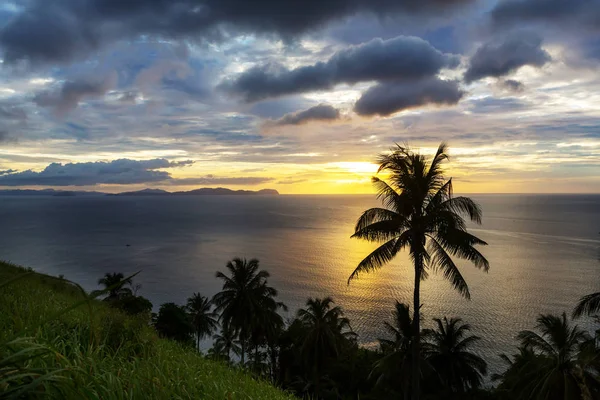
[1,194,598,375]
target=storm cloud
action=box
[464,32,550,83]
[491,0,600,32]
[0,0,475,65]
[354,78,463,116]
[0,158,188,186]
[34,73,117,115]
[268,104,341,126]
[220,36,459,102]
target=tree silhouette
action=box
[154,302,194,344]
[497,313,598,399]
[422,317,487,394]
[186,293,219,353]
[371,301,418,399]
[210,324,242,362]
[349,142,489,400]
[97,272,133,301]
[296,297,355,397]
[212,258,285,365]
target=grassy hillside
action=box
[0,262,295,399]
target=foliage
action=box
[153,302,194,345]
[495,312,599,400]
[422,317,487,395]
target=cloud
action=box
[277,178,307,184]
[267,104,341,126]
[466,96,529,114]
[0,0,474,65]
[220,36,459,102]
[490,0,600,32]
[34,73,118,115]
[499,79,525,93]
[0,158,186,186]
[354,78,463,116]
[464,32,551,83]
[0,169,17,175]
[0,105,27,121]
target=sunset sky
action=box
[0,0,599,194]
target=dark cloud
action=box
[490,0,600,32]
[0,158,186,186]
[500,79,525,93]
[0,0,474,65]
[247,97,315,119]
[174,176,274,186]
[220,36,459,102]
[0,105,27,121]
[464,32,550,83]
[34,73,117,115]
[354,78,463,116]
[0,169,16,175]
[268,104,341,126]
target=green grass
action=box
[0,262,295,399]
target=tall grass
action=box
[0,262,295,399]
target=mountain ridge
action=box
[0,187,279,196]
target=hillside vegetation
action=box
[0,262,294,399]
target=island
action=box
[0,187,279,196]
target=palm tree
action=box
[211,324,242,362]
[212,258,285,365]
[422,317,487,394]
[349,142,489,399]
[371,301,416,399]
[296,297,356,397]
[502,312,598,399]
[574,292,600,318]
[97,272,132,301]
[186,293,219,353]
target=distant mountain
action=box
[0,187,279,197]
[109,188,170,196]
[172,188,279,196]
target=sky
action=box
[0,0,599,194]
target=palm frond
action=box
[433,230,489,271]
[440,196,483,224]
[573,292,600,318]
[517,330,556,356]
[427,236,471,299]
[351,220,406,242]
[348,231,411,283]
[353,207,401,232]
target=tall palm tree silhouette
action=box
[296,297,355,397]
[350,142,489,399]
[212,258,284,365]
[186,293,219,353]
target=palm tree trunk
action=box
[197,332,200,353]
[241,338,246,365]
[411,254,422,400]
